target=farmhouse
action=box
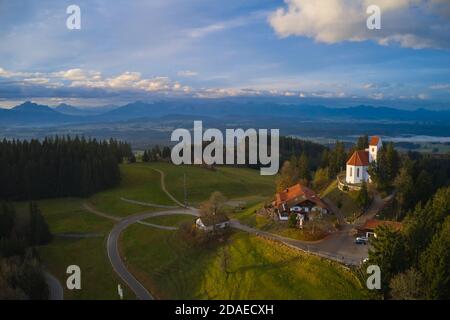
[273,184,328,221]
[196,215,230,232]
[345,136,382,186]
[358,218,402,238]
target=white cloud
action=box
[0,68,13,77]
[53,69,102,82]
[430,84,450,90]
[269,0,450,49]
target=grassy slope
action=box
[147,163,275,206]
[322,180,360,221]
[89,164,174,217]
[143,214,195,227]
[19,198,134,300]
[121,224,366,300]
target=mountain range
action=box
[1,100,450,127]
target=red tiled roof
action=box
[369,136,380,146]
[275,184,327,209]
[347,150,369,166]
[362,219,402,231]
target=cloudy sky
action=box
[0,0,449,108]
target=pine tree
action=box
[298,152,311,182]
[420,216,450,299]
[142,150,150,162]
[356,181,370,211]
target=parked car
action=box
[355,236,369,245]
[290,206,302,213]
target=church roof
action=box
[347,150,369,166]
[369,136,380,146]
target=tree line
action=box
[368,186,450,299]
[276,139,347,191]
[142,145,171,162]
[0,136,132,200]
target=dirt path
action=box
[151,168,187,208]
[120,197,179,209]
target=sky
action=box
[0,0,450,109]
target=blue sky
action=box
[0,0,449,109]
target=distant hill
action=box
[0,101,83,126]
[54,103,117,116]
[1,100,450,127]
[99,100,450,122]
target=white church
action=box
[345,136,382,185]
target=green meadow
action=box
[17,198,134,300]
[30,162,366,300]
[121,223,366,299]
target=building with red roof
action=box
[273,183,329,220]
[358,218,402,237]
[345,136,382,185]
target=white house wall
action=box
[346,165,369,184]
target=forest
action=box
[0,137,133,200]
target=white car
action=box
[290,206,303,213]
[355,236,369,245]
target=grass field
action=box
[121,224,366,299]
[322,181,360,222]
[143,214,195,227]
[88,164,174,217]
[15,198,134,300]
[146,162,276,206]
[89,163,275,217]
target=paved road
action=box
[45,272,64,300]
[106,209,200,300]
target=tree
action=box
[199,192,228,234]
[327,141,346,179]
[356,135,369,150]
[28,202,52,246]
[276,160,298,191]
[297,152,311,182]
[142,150,150,162]
[414,170,433,206]
[0,202,15,239]
[385,142,400,181]
[162,146,171,159]
[420,215,450,299]
[394,167,414,214]
[369,225,407,293]
[356,181,371,211]
[288,213,298,228]
[389,268,426,300]
[313,167,329,191]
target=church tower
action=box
[368,136,382,163]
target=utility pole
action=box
[183,172,187,209]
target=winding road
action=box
[45,271,64,300]
[106,209,199,300]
